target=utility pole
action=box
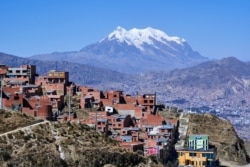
[68,86,71,121]
[95,107,97,131]
[0,80,2,110]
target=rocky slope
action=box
[0,109,161,167]
[187,113,250,165]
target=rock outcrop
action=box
[187,113,250,165]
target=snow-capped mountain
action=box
[30,26,208,73]
[104,26,185,50]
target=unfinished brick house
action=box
[119,142,144,153]
[22,96,53,120]
[101,90,125,106]
[1,87,23,111]
[1,84,54,120]
[79,86,102,109]
[136,92,156,114]
[100,91,157,117]
[4,65,36,85]
[35,70,69,96]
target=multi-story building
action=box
[101,90,124,106]
[1,87,23,111]
[4,65,36,85]
[36,70,69,96]
[22,96,53,120]
[177,134,217,167]
[79,86,101,109]
[136,92,156,115]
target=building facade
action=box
[177,134,217,167]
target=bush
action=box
[24,135,31,141]
[7,134,13,139]
[19,130,24,135]
[1,152,11,161]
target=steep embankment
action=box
[187,113,250,165]
[0,109,160,167]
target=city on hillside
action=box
[0,64,219,167]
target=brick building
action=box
[4,65,36,85]
[22,96,53,120]
[136,92,156,114]
[1,87,23,111]
[36,70,69,96]
[79,86,101,109]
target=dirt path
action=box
[0,120,49,137]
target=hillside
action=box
[2,52,250,141]
[0,109,43,133]
[0,52,133,86]
[187,113,250,165]
[0,109,161,167]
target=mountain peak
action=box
[115,26,126,32]
[103,26,185,50]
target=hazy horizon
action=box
[0,0,249,61]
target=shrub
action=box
[24,135,31,141]
[1,152,11,161]
[19,130,24,135]
[7,134,13,139]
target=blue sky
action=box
[0,0,249,61]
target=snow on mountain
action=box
[102,26,185,51]
[30,26,208,73]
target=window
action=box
[14,94,19,100]
[189,153,196,157]
[16,70,20,73]
[144,100,148,103]
[150,100,154,103]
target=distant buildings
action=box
[0,64,181,164]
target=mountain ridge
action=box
[30,26,208,73]
[0,52,132,86]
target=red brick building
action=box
[136,93,156,114]
[1,87,23,111]
[22,96,52,120]
[35,70,69,96]
[79,86,101,109]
